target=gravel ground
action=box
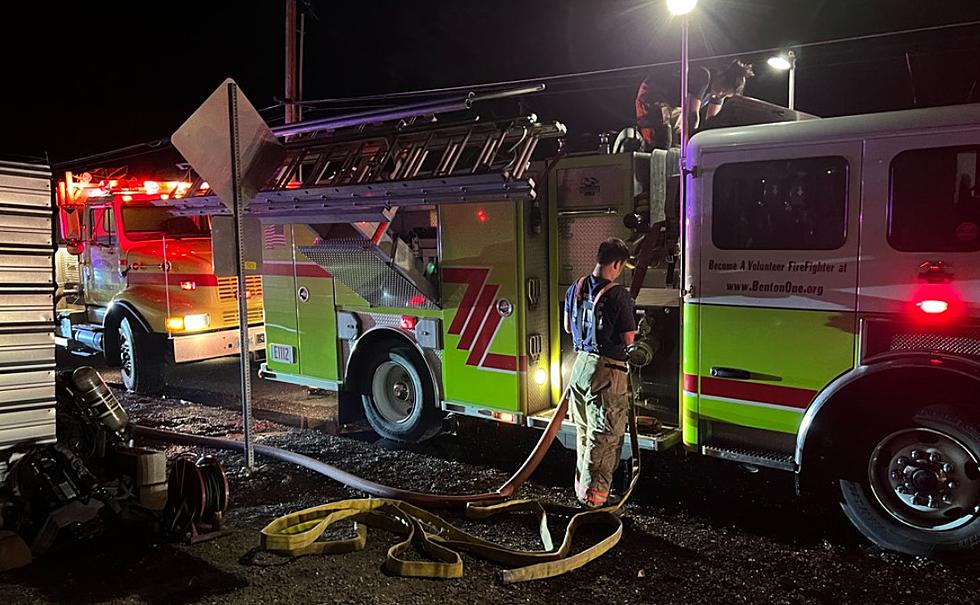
[1,357,978,604]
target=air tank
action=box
[70,366,129,434]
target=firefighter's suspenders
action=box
[572,276,620,351]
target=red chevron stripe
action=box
[459,284,497,351]
[467,300,503,366]
[442,266,518,374]
[442,267,488,335]
[483,353,518,372]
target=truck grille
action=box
[864,320,980,362]
[221,308,265,326]
[216,275,263,302]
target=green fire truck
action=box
[179,97,980,556]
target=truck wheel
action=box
[361,347,441,443]
[119,317,166,395]
[839,405,980,556]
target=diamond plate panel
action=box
[889,331,980,358]
[557,214,629,286]
[524,200,552,415]
[300,240,439,310]
[865,319,980,362]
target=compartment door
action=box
[440,202,521,412]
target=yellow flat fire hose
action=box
[257,399,641,583]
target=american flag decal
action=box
[264,224,287,249]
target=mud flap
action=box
[338,389,366,425]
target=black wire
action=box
[54,20,980,168]
[295,20,980,106]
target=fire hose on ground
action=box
[132,385,642,583]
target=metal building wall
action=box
[0,161,56,451]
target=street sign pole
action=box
[172,78,285,474]
[225,81,255,471]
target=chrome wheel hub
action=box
[370,360,419,425]
[870,427,980,531]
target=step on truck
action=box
[175,96,980,557]
[55,173,266,393]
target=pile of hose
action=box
[132,391,641,583]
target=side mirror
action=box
[66,240,84,256]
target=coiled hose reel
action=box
[164,454,229,541]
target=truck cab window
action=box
[712,156,848,250]
[120,206,211,241]
[889,145,980,252]
[88,207,115,246]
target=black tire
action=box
[839,404,980,556]
[360,346,442,443]
[118,316,168,395]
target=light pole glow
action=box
[767,56,792,70]
[666,0,698,15]
[667,0,696,325]
[768,50,797,109]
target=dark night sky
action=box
[3,1,980,169]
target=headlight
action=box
[183,313,210,331]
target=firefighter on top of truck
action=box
[635,59,755,149]
[564,238,637,508]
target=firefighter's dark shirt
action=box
[564,276,637,362]
[636,65,713,126]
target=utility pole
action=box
[298,11,306,123]
[285,0,298,124]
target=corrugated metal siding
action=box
[0,161,56,450]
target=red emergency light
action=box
[916,299,949,315]
[57,172,195,207]
[400,316,417,330]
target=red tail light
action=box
[916,299,949,315]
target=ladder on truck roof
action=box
[168,87,565,224]
[165,87,565,310]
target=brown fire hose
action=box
[133,390,568,508]
[133,386,642,582]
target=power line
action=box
[299,19,980,105]
[56,19,980,167]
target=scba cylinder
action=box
[70,366,130,434]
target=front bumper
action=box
[172,325,266,363]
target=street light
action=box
[767,50,796,110]
[666,0,698,15]
[666,0,696,310]
[666,0,697,156]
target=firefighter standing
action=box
[563,238,637,508]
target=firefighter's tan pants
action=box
[569,351,629,507]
